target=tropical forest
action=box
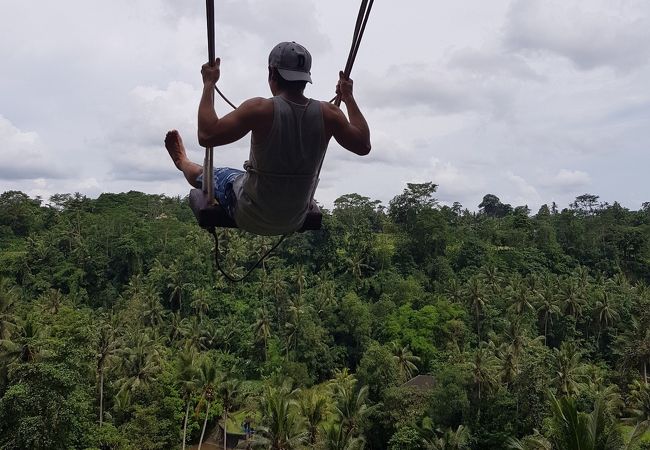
[1,184,649,450]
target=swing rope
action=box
[204,0,288,282]
[334,0,374,106]
[202,0,373,282]
[208,227,287,283]
[203,0,216,205]
[207,0,374,112]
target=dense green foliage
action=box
[1,187,649,449]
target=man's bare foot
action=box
[165,130,187,170]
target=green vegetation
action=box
[0,186,649,449]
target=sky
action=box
[1,0,649,212]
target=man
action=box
[165,41,371,235]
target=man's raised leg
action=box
[165,130,203,189]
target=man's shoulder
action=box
[319,100,345,123]
[240,96,273,110]
[232,97,273,125]
[318,99,336,111]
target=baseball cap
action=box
[268,41,312,83]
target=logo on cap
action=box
[269,41,313,83]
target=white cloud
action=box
[448,47,544,81]
[111,82,199,145]
[102,82,232,182]
[506,171,541,207]
[326,130,418,171]
[504,0,650,71]
[546,169,591,189]
[363,64,516,120]
[0,116,65,180]
[428,158,485,201]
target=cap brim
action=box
[278,68,312,83]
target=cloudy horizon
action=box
[1,0,649,212]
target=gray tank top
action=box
[231,96,327,235]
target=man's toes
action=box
[165,130,184,147]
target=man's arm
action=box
[323,71,371,156]
[197,59,266,148]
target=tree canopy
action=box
[0,187,649,449]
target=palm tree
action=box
[536,286,560,345]
[201,320,230,352]
[609,272,630,291]
[525,274,542,296]
[391,342,421,382]
[621,380,649,448]
[547,392,623,450]
[116,331,161,395]
[344,253,372,284]
[508,282,535,318]
[299,389,328,445]
[504,318,530,360]
[293,264,307,298]
[219,229,247,280]
[96,321,120,426]
[196,358,219,450]
[471,343,499,399]
[190,288,211,322]
[316,276,338,313]
[167,311,188,346]
[176,350,199,450]
[615,320,650,385]
[445,278,464,305]
[269,270,288,325]
[572,266,591,292]
[167,261,192,311]
[285,296,310,359]
[593,290,619,342]
[112,388,132,423]
[479,264,502,295]
[141,294,165,328]
[510,390,635,450]
[253,239,274,274]
[469,342,499,412]
[424,424,471,450]
[497,342,519,387]
[626,380,650,423]
[329,368,357,394]
[445,319,467,354]
[217,370,241,450]
[322,378,375,450]
[182,316,210,352]
[40,288,65,315]
[333,384,374,438]
[0,278,17,340]
[253,382,307,449]
[269,270,288,300]
[0,316,43,364]
[320,421,365,450]
[122,273,147,301]
[634,281,649,300]
[257,270,270,300]
[507,430,552,449]
[464,277,488,338]
[559,280,585,320]
[623,423,650,450]
[253,307,272,361]
[551,342,586,396]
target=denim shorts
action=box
[196,167,244,218]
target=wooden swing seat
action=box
[189,188,322,232]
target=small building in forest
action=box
[401,374,436,391]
